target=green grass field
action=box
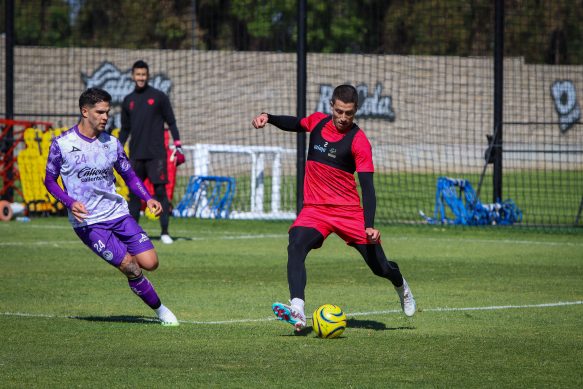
[1,218,582,387]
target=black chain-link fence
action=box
[1,0,582,226]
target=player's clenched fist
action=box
[146,198,163,217]
[71,201,89,222]
[365,227,381,243]
[252,113,269,129]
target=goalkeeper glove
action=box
[172,141,186,166]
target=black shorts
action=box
[131,158,168,184]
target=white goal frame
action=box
[182,143,296,220]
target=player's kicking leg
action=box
[272,227,323,331]
[272,299,306,331]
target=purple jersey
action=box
[45,125,151,228]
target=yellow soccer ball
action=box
[144,207,159,221]
[312,304,347,339]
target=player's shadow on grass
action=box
[279,326,314,337]
[347,318,415,331]
[73,315,158,325]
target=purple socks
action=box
[128,274,161,309]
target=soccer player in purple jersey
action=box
[44,87,179,326]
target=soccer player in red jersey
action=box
[252,84,416,331]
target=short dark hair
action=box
[132,60,149,72]
[331,84,359,109]
[79,87,112,111]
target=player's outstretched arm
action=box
[252,113,269,128]
[252,113,303,132]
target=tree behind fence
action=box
[1,0,581,226]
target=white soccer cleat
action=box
[155,304,179,326]
[395,278,416,317]
[272,302,306,331]
[160,234,174,244]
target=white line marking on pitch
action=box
[2,232,581,248]
[388,236,583,247]
[2,301,581,325]
[187,234,287,241]
[0,241,79,246]
[2,222,581,246]
[0,234,288,247]
[348,300,583,317]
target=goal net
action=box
[174,143,297,220]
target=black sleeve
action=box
[162,93,180,142]
[358,172,376,228]
[118,99,130,145]
[267,114,304,132]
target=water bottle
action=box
[16,216,31,222]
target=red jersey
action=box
[300,112,374,206]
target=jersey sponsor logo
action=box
[139,233,149,243]
[70,146,81,153]
[148,98,155,105]
[328,147,337,159]
[77,167,109,182]
[102,250,114,262]
[313,144,327,153]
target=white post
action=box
[182,144,296,220]
[253,153,265,213]
[250,152,256,212]
[194,143,210,177]
[193,144,210,215]
[271,152,281,213]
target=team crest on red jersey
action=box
[148,99,155,105]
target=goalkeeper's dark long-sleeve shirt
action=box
[119,85,181,159]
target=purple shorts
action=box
[74,215,155,267]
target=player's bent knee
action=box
[288,228,322,256]
[142,261,159,271]
[135,249,159,271]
